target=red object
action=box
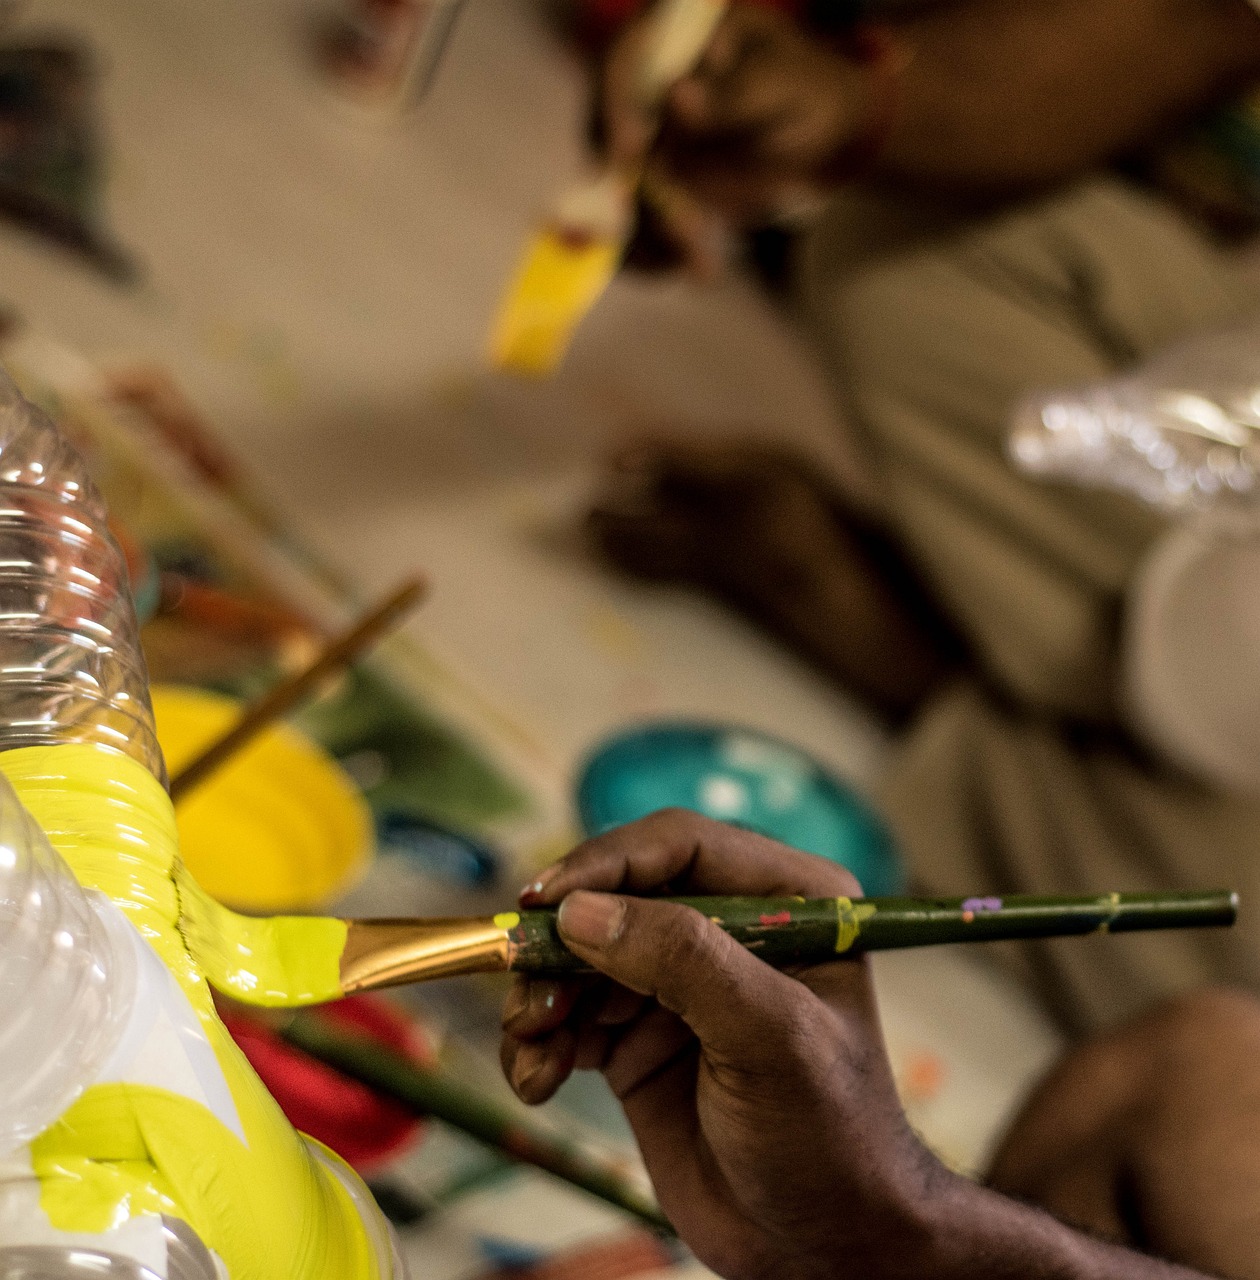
[222,995,433,1174]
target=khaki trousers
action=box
[796,177,1260,1033]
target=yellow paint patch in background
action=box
[489,230,621,377]
[152,685,372,913]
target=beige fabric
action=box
[1126,511,1260,796]
[797,176,1260,1033]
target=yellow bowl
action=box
[152,685,373,913]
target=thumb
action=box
[557,890,803,1063]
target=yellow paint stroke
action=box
[1095,891,1123,934]
[489,229,620,377]
[493,911,521,931]
[0,743,381,1276]
[0,744,350,1009]
[32,1082,379,1279]
[179,876,347,1006]
[835,897,878,953]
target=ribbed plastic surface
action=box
[1010,321,1260,510]
[0,368,164,780]
[0,772,136,1151]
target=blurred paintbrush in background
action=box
[489,0,726,376]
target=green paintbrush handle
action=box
[505,890,1239,973]
[280,1012,671,1232]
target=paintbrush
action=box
[489,0,727,377]
[336,891,1238,989]
[182,889,1237,1008]
[277,1010,671,1231]
[168,576,427,802]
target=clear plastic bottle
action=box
[0,366,164,779]
[0,770,135,1154]
[0,368,407,1277]
[1009,319,1260,510]
[0,1216,217,1279]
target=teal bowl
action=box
[576,721,902,896]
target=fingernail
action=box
[557,891,624,948]
[511,1040,549,1094]
[519,865,559,903]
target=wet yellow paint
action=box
[1,742,381,1276]
[179,877,347,1006]
[32,1079,379,1279]
[834,897,878,953]
[0,743,350,1009]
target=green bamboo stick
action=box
[278,1011,671,1232]
[504,890,1239,973]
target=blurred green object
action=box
[296,667,530,834]
[576,721,902,896]
[280,1011,670,1231]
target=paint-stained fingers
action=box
[520,809,860,907]
[501,976,585,1039]
[501,1024,578,1105]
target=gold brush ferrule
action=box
[339,916,512,993]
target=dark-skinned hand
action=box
[500,809,952,1280]
[600,3,877,273]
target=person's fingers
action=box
[588,500,713,582]
[595,983,649,1027]
[671,55,798,139]
[520,809,861,907]
[689,7,744,85]
[501,1023,579,1105]
[600,1003,695,1101]
[573,1023,614,1072]
[555,889,818,1068]
[501,976,586,1039]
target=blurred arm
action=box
[878,0,1260,190]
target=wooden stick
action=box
[169,576,427,803]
